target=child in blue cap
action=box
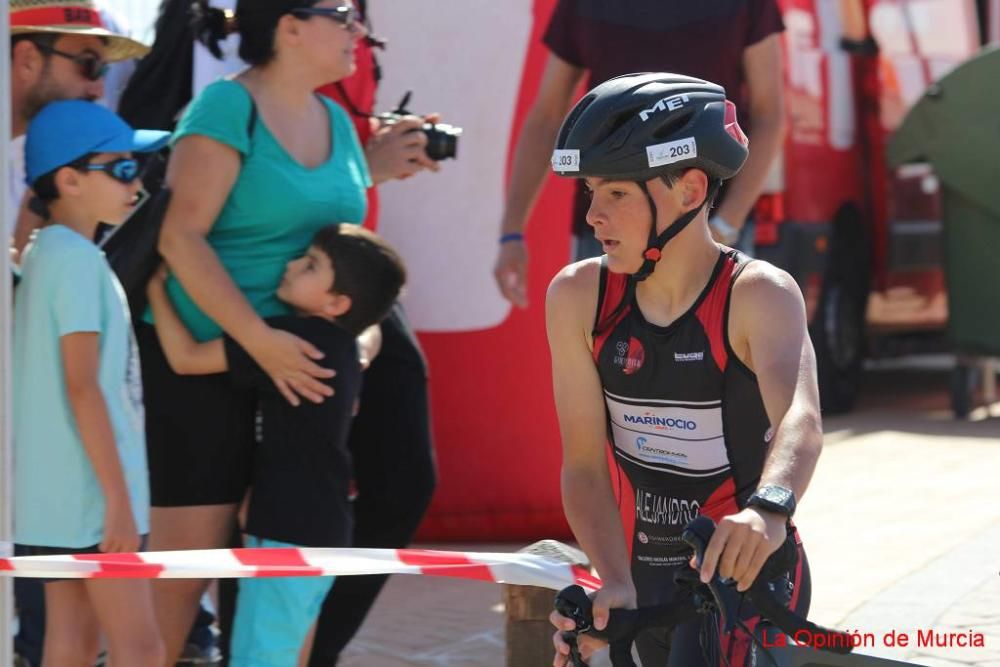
[13,100,168,666]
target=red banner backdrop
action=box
[411,0,575,541]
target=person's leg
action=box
[150,504,239,665]
[216,525,245,666]
[307,308,435,666]
[137,322,255,664]
[40,581,101,667]
[14,545,46,667]
[87,578,164,667]
[229,536,335,667]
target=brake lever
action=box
[554,585,594,667]
[681,516,742,634]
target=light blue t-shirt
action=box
[13,225,149,548]
[143,79,372,341]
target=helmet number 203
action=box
[646,137,698,168]
[551,149,581,172]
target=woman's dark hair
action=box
[192,0,321,66]
[310,224,406,336]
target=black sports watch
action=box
[747,485,796,518]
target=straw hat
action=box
[10,0,150,61]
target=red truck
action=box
[758,0,989,412]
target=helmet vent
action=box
[651,108,695,140]
[557,94,597,147]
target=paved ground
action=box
[338,361,1000,667]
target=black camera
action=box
[378,92,462,161]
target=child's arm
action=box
[61,333,140,553]
[146,268,227,374]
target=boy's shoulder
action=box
[265,315,357,358]
[23,226,104,275]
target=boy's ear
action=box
[679,169,709,211]
[53,166,84,197]
[325,292,352,318]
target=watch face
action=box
[763,486,791,504]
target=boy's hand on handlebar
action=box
[550,581,636,666]
[697,507,787,592]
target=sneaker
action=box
[175,641,223,665]
[13,653,33,667]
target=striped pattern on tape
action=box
[0,547,602,591]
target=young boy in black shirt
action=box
[146,223,406,666]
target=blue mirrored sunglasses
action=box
[85,158,140,184]
[290,5,358,27]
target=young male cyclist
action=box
[545,73,823,666]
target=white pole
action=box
[0,0,14,663]
[991,0,1000,44]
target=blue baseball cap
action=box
[24,100,170,186]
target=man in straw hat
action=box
[8,0,148,250]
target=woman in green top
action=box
[135,1,370,661]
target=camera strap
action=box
[334,0,386,120]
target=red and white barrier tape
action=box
[0,547,601,592]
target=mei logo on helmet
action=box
[638,93,691,122]
[551,149,580,172]
[647,137,697,169]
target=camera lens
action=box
[422,122,462,161]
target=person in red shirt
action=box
[494,0,787,308]
[311,3,441,663]
[318,20,439,229]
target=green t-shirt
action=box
[146,79,371,341]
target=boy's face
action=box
[276,246,350,318]
[57,151,143,226]
[582,172,702,275]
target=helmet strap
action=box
[632,179,722,281]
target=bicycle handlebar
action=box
[554,516,855,667]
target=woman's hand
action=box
[365,114,442,185]
[357,324,382,370]
[245,326,336,406]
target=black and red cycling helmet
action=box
[551,72,749,279]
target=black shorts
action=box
[136,322,257,507]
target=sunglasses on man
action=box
[290,5,359,29]
[34,43,109,82]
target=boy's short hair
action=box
[31,153,95,204]
[311,225,407,336]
